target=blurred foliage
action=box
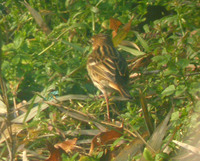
[0,0,200,160]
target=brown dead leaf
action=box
[112,16,134,47]
[110,18,122,31]
[140,108,173,161]
[89,127,123,154]
[128,54,153,74]
[120,40,141,51]
[48,124,54,131]
[54,138,77,153]
[172,140,200,155]
[110,18,123,38]
[113,132,149,161]
[22,1,51,34]
[46,144,62,161]
[0,123,24,144]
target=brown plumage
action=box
[87,34,131,120]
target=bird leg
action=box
[104,92,110,121]
[95,93,112,99]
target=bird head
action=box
[91,34,113,49]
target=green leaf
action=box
[11,55,21,65]
[164,66,179,76]
[13,34,24,49]
[62,40,85,52]
[113,17,133,47]
[152,55,171,66]
[118,45,146,56]
[96,151,104,159]
[1,61,10,70]
[155,152,169,161]
[90,6,99,13]
[161,85,175,97]
[79,156,99,161]
[134,31,149,52]
[21,55,32,65]
[143,24,150,33]
[51,62,64,73]
[175,85,187,96]
[110,136,124,151]
[2,43,15,51]
[143,148,154,161]
[189,82,200,95]
[177,59,190,68]
[171,111,179,121]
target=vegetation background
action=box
[0,0,200,160]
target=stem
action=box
[177,9,185,36]
[92,12,95,31]
[0,30,15,160]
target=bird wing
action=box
[115,51,129,84]
[87,47,131,98]
[87,53,117,84]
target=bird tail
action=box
[109,82,132,99]
[118,86,132,99]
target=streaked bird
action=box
[87,34,131,120]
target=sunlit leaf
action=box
[112,16,134,47]
[120,40,141,51]
[1,1,199,160]
[155,153,169,161]
[0,96,6,115]
[161,85,176,97]
[110,18,123,31]
[79,156,99,161]
[54,138,78,153]
[13,34,24,49]
[143,148,154,161]
[171,111,179,121]
[172,140,200,155]
[89,127,123,154]
[110,18,123,37]
[0,124,24,144]
[2,43,15,51]
[90,6,99,13]
[118,45,146,56]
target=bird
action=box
[87,34,132,120]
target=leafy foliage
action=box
[0,0,200,160]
